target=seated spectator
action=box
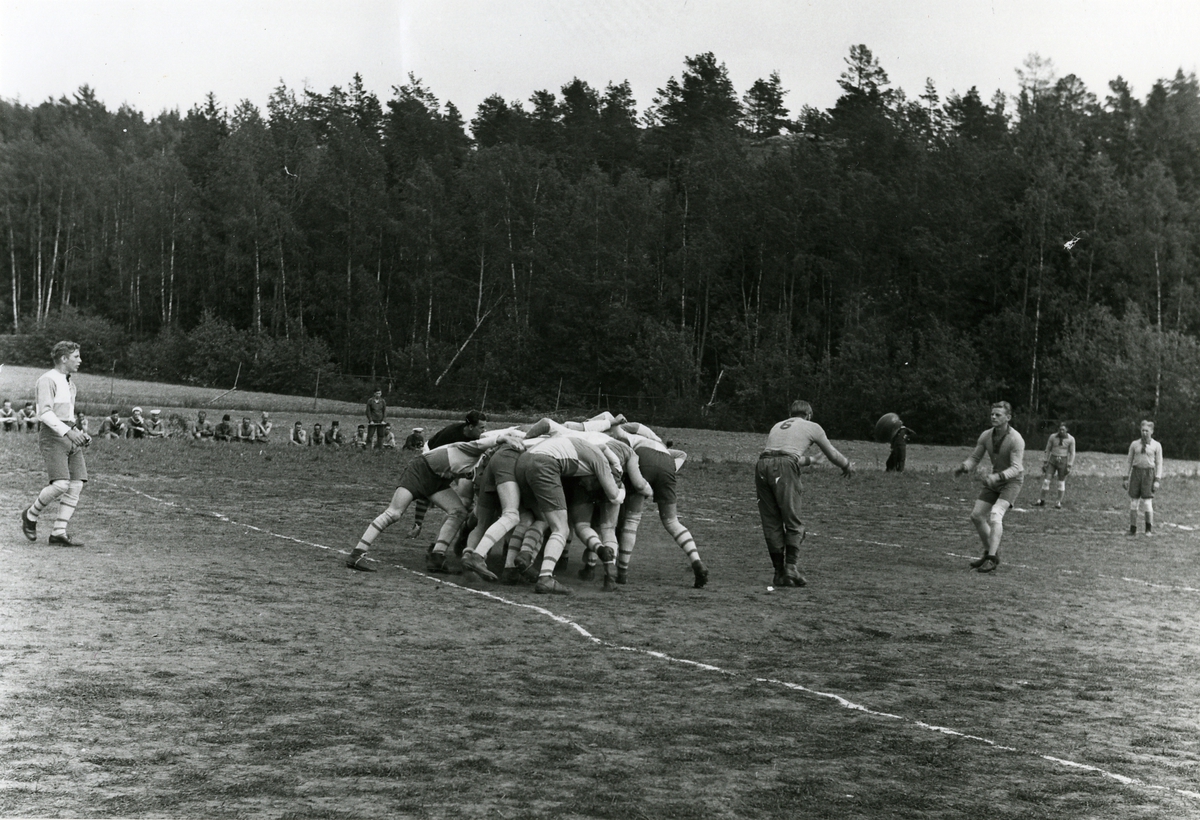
[327,420,345,447]
[381,423,397,449]
[167,412,190,437]
[311,422,325,446]
[126,407,148,439]
[19,401,38,432]
[353,424,368,448]
[98,409,125,439]
[255,411,273,441]
[236,416,257,442]
[1,399,17,432]
[145,409,168,438]
[76,412,90,436]
[192,410,214,440]
[213,414,236,442]
[403,426,425,451]
[289,421,308,446]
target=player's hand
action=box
[841,461,855,478]
[65,428,89,446]
[1064,466,1071,476]
[953,465,968,477]
[1153,480,1161,490]
[615,485,627,505]
[983,473,1001,490]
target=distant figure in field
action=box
[125,407,148,439]
[236,416,257,443]
[1124,419,1163,537]
[953,401,1025,574]
[1,399,17,432]
[380,423,397,449]
[311,422,326,446]
[327,420,345,447]
[886,423,913,472]
[755,399,854,589]
[366,388,387,449]
[289,421,308,446]
[19,401,38,432]
[403,427,425,451]
[1035,423,1076,509]
[213,414,235,442]
[255,411,273,441]
[75,412,89,437]
[353,425,368,449]
[191,410,214,440]
[145,409,168,438]
[98,409,125,439]
[19,340,90,548]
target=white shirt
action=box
[35,368,75,436]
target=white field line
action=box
[102,479,1200,804]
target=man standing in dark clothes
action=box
[886,423,913,472]
[365,389,387,449]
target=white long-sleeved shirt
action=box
[35,368,76,436]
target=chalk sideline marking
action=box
[102,480,1200,803]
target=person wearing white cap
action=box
[145,409,168,438]
[126,407,147,439]
[404,427,425,451]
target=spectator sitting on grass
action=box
[98,409,124,439]
[353,424,368,448]
[255,411,272,441]
[403,427,425,451]
[1,399,16,432]
[192,410,214,440]
[311,422,325,446]
[289,421,308,446]
[76,412,90,436]
[146,409,168,438]
[126,407,148,439]
[213,414,235,442]
[20,401,38,432]
[237,416,257,442]
[327,420,345,447]
[381,423,397,448]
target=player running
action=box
[953,401,1025,573]
[1035,423,1075,508]
[755,400,854,588]
[1124,420,1163,536]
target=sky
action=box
[0,0,1198,127]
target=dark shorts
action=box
[515,452,568,514]
[1043,456,1070,480]
[1128,466,1157,499]
[39,426,88,482]
[634,447,677,506]
[398,455,453,499]
[479,444,521,494]
[978,476,1023,506]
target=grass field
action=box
[2,402,1200,818]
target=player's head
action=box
[464,410,488,438]
[1057,422,1068,436]
[132,406,143,417]
[222,414,231,422]
[50,340,81,370]
[261,411,270,420]
[197,410,207,421]
[294,421,302,429]
[151,410,161,420]
[110,408,120,419]
[990,401,1012,425]
[789,400,813,420]
[373,388,382,398]
[330,420,339,428]
[314,422,322,430]
[1140,419,1154,439]
[357,424,366,432]
[1,399,9,409]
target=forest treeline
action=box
[3,47,1200,455]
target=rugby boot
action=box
[577,563,596,581]
[602,575,618,592]
[535,576,572,595]
[461,551,497,581]
[501,566,527,585]
[784,563,807,587]
[425,548,445,573]
[969,553,989,569]
[772,570,790,588]
[692,559,709,589]
[513,548,536,572]
[20,509,37,542]
[346,548,376,572]
[48,533,85,548]
[976,555,1000,573]
[615,567,628,585]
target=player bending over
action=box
[953,401,1025,573]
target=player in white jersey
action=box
[20,341,91,547]
[756,400,854,588]
[1124,420,1163,536]
[1034,423,1075,509]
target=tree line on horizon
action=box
[2,46,1200,455]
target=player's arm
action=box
[1067,437,1076,470]
[997,435,1024,481]
[813,429,854,476]
[1123,442,1134,486]
[623,449,654,496]
[955,434,987,476]
[575,441,625,504]
[1154,442,1163,483]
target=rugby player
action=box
[408,411,488,538]
[19,341,90,547]
[953,401,1025,573]
[756,400,854,588]
[1035,423,1075,508]
[1124,420,1163,536]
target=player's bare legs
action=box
[658,501,707,588]
[534,509,572,594]
[347,486,417,571]
[968,499,1009,571]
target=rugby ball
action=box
[874,413,902,443]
